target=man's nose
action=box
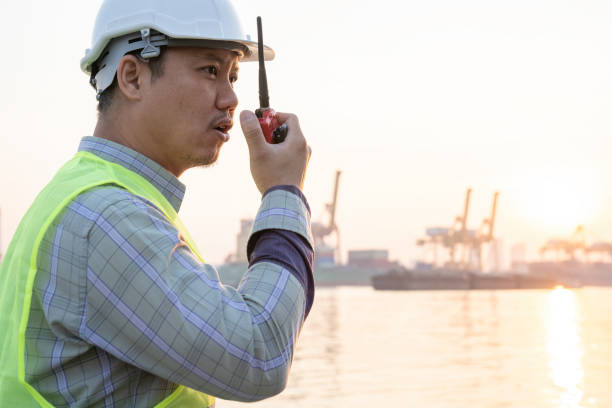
[217,82,239,112]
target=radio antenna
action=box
[257,16,270,109]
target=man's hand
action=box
[240,110,312,194]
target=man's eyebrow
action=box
[196,52,240,70]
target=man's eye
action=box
[201,66,218,75]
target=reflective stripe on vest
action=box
[0,151,214,407]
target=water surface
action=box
[219,287,612,407]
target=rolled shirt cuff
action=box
[252,187,314,248]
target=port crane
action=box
[539,225,585,260]
[417,188,474,270]
[416,189,500,272]
[454,187,473,269]
[586,241,612,258]
[540,225,612,262]
[474,191,500,272]
[312,170,342,264]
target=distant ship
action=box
[525,260,612,287]
[371,264,563,291]
[371,259,612,291]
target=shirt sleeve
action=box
[77,188,313,402]
[247,186,315,316]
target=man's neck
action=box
[93,113,185,178]
[93,114,140,154]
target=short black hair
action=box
[97,51,166,114]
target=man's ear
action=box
[116,55,150,102]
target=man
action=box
[0,0,314,406]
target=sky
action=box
[2,0,612,268]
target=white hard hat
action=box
[81,0,274,97]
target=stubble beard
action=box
[182,149,220,169]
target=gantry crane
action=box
[454,187,473,269]
[474,191,500,272]
[417,188,474,269]
[540,225,612,262]
[539,225,586,261]
[312,170,342,264]
[417,189,500,272]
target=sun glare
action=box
[546,287,584,407]
[514,167,602,233]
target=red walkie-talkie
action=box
[255,16,287,144]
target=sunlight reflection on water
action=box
[547,288,584,408]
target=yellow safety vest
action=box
[0,151,214,407]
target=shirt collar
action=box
[78,136,186,212]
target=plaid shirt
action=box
[25,137,314,407]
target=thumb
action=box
[240,110,266,150]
